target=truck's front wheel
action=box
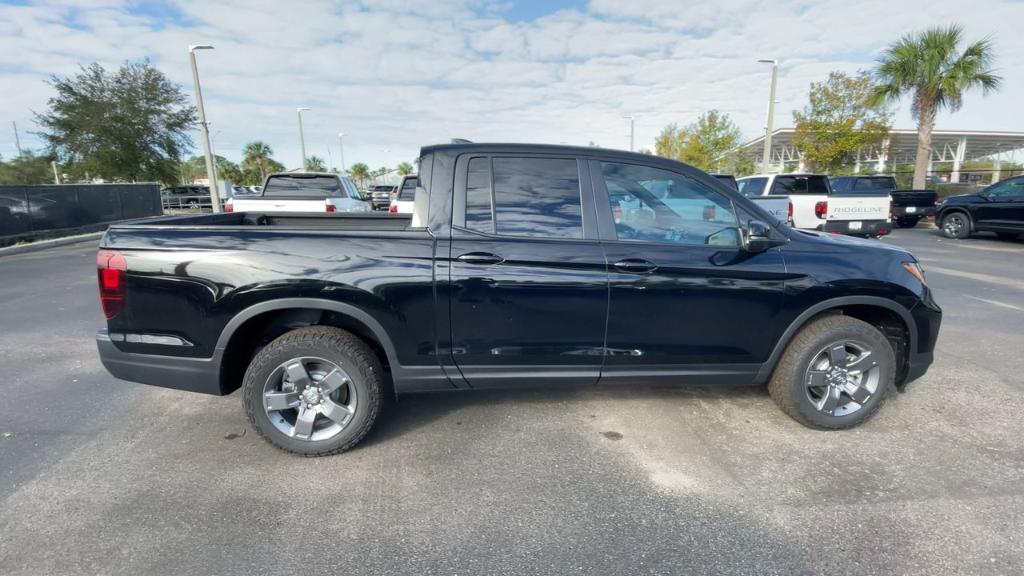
[768,315,895,430]
[242,326,382,456]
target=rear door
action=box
[593,159,787,383]
[447,154,608,388]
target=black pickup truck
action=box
[830,176,938,228]
[96,143,941,456]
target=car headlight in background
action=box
[902,261,926,284]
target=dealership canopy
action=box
[738,128,1024,179]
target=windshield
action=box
[263,175,343,198]
[737,177,767,197]
[770,175,830,195]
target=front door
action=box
[976,177,1024,231]
[591,159,788,384]
[447,154,608,388]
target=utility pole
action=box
[338,133,346,173]
[51,161,60,184]
[12,121,22,156]
[189,44,221,212]
[758,59,779,173]
[297,107,311,169]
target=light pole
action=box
[622,115,635,152]
[338,132,346,173]
[297,107,311,169]
[189,44,220,212]
[210,129,222,184]
[758,59,778,173]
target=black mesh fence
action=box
[0,184,162,240]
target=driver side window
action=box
[601,162,741,247]
[987,178,1024,198]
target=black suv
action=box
[937,175,1024,239]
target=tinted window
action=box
[986,178,1024,197]
[771,175,830,195]
[712,174,738,190]
[398,177,418,201]
[602,162,740,247]
[263,175,342,197]
[465,157,493,233]
[853,177,895,192]
[737,177,767,197]
[492,157,582,238]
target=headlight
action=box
[902,261,926,284]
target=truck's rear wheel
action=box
[768,315,895,430]
[243,326,382,456]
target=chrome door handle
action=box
[613,259,657,273]
[457,252,504,265]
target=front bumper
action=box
[901,292,942,388]
[96,330,224,395]
[821,219,893,238]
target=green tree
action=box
[792,71,891,173]
[396,161,415,176]
[35,61,195,185]
[241,141,278,184]
[347,162,371,189]
[654,110,742,172]
[0,152,56,185]
[304,155,326,172]
[871,25,1001,188]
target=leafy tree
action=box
[304,155,326,171]
[792,71,892,173]
[654,110,742,172]
[347,162,371,189]
[35,61,195,185]
[871,25,1001,188]
[0,152,56,185]
[396,161,415,176]
[242,141,278,184]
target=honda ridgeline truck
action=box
[96,144,941,456]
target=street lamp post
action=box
[297,107,311,169]
[188,44,220,212]
[338,132,346,173]
[622,115,635,152]
[758,59,779,173]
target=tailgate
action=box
[891,190,937,207]
[827,196,890,221]
[750,197,791,224]
[231,198,326,212]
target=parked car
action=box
[95,143,940,456]
[368,184,397,210]
[160,186,213,210]
[830,176,937,228]
[936,175,1024,239]
[737,174,891,237]
[226,172,369,213]
[389,175,417,214]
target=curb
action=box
[0,232,104,257]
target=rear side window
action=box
[463,157,583,238]
[398,178,418,201]
[264,176,341,197]
[771,175,830,195]
[853,177,895,192]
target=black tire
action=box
[243,326,383,456]
[895,217,919,228]
[768,315,896,430]
[939,211,971,239]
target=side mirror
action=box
[745,219,777,253]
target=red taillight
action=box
[815,201,828,219]
[787,201,793,222]
[326,203,336,213]
[613,205,622,222]
[97,249,126,319]
[702,205,716,221]
[389,203,398,214]
[932,192,939,206]
[225,201,234,212]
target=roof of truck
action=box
[420,142,657,160]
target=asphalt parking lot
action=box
[1,226,1022,575]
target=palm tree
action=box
[347,162,370,190]
[304,155,326,171]
[242,141,275,183]
[871,25,1000,188]
[396,161,414,176]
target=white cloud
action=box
[1,0,1022,171]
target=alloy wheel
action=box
[262,356,357,441]
[805,340,880,417]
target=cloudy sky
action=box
[2,0,1022,171]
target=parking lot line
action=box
[924,265,1024,291]
[963,295,1024,312]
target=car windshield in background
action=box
[737,177,767,197]
[771,175,830,195]
[399,178,418,201]
[263,175,341,197]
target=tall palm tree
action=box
[347,162,370,190]
[304,155,326,172]
[871,25,1000,188]
[242,141,275,183]
[396,161,414,176]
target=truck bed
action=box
[116,211,413,230]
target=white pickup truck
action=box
[226,172,370,213]
[736,173,891,237]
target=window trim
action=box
[590,158,744,248]
[451,153,598,241]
